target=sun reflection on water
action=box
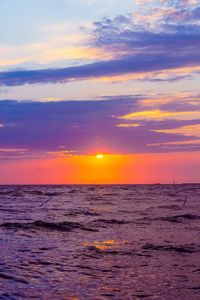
[83,239,127,250]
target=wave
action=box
[0,272,28,284]
[0,220,98,232]
[91,218,130,225]
[0,190,14,195]
[0,189,64,197]
[65,209,100,217]
[189,286,200,290]
[84,246,152,258]
[156,214,200,223]
[25,190,63,196]
[83,241,200,256]
[139,214,200,224]
[143,243,200,254]
[157,205,181,210]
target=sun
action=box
[96,153,104,159]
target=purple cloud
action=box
[0,4,199,86]
[0,98,200,159]
[0,49,199,86]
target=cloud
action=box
[120,109,200,121]
[154,124,200,138]
[89,2,200,81]
[135,0,199,9]
[0,1,199,86]
[0,48,199,86]
[0,96,200,159]
[0,34,104,69]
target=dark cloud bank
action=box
[0,98,200,159]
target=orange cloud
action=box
[116,123,141,128]
[154,124,200,138]
[140,92,200,107]
[120,109,200,121]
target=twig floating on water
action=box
[183,195,187,207]
[39,197,52,207]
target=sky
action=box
[0,0,200,184]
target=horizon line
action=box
[0,183,200,186]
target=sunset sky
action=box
[0,0,200,184]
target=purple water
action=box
[0,184,200,299]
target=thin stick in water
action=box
[39,197,52,207]
[183,195,188,207]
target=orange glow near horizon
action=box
[0,152,199,184]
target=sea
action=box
[0,184,200,300]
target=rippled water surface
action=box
[0,184,200,300]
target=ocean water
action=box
[0,184,200,300]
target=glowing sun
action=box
[96,153,104,159]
